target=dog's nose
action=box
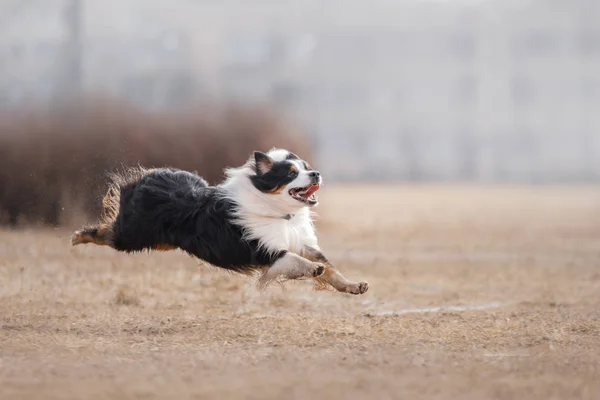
[309,171,320,179]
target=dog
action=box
[71,148,369,295]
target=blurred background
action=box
[1,0,599,227]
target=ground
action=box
[1,185,600,400]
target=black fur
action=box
[250,151,299,193]
[111,168,286,272]
[285,152,312,171]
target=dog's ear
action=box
[254,151,274,175]
[286,152,300,160]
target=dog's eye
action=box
[288,170,297,177]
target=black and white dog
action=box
[71,148,368,295]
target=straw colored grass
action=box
[1,185,599,399]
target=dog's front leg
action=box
[257,252,325,290]
[302,246,369,295]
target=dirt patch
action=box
[1,185,599,399]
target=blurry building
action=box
[1,0,599,182]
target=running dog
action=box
[71,148,369,295]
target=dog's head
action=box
[248,149,322,209]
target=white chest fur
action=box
[239,208,319,255]
[218,156,321,256]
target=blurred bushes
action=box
[0,97,310,227]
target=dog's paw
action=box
[346,282,369,295]
[71,231,83,246]
[312,263,326,278]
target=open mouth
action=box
[289,184,320,205]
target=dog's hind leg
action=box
[257,252,325,290]
[71,224,114,247]
[302,246,369,295]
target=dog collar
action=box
[283,214,294,220]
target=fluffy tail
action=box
[71,166,152,248]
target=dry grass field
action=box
[1,185,600,400]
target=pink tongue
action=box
[304,184,320,197]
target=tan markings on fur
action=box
[71,223,113,247]
[268,185,286,194]
[314,267,358,293]
[290,164,298,173]
[154,244,176,251]
[257,253,324,291]
[97,224,111,236]
[303,161,311,170]
[302,246,369,295]
[71,231,93,245]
